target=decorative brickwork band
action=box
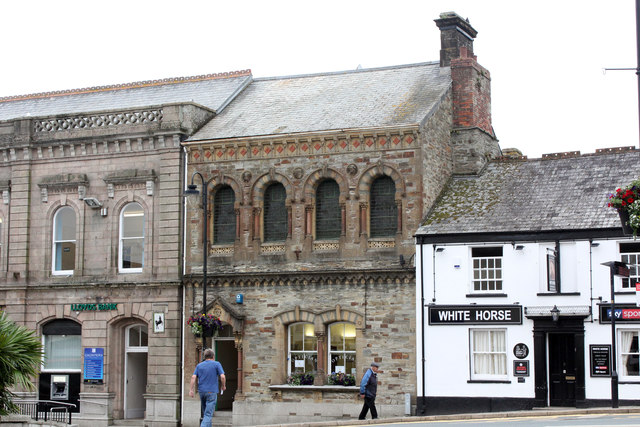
[34,109,163,133]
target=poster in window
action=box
[547,254,557,292]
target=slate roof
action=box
[188,62,450,141]
[417,150,640,237]
[0,71,252,121]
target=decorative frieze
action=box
[368,240,396,249]
[313,242,340,252]
[261,244,286,254]
[33,109,163,133]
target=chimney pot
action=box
[434,12,478,67]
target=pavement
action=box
[257,406,640,427]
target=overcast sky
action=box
[1,1,637,158]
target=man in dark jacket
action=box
[358,362,379,420]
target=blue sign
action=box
[84,348,104,383]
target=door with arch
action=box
[214,325,237,410]
[124,324,148,419]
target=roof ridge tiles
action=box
[0,69,252,104]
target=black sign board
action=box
[590,345,611,377]
[513,360,529,377]
[513,343,529,359]
[598,304,640,323]
[429,305,523,325]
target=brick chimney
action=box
[435,12,501,174]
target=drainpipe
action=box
[419,241,426,414]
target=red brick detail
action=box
[451,50,493,137]
[340,140,348,149]
[204,151,212,158]
[276,146,284,153]
[289,145,296,152]
[366,138,374,147]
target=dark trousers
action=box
[358,395,378,420]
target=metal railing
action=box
[15,400,76,424]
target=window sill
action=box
[537,292,581,296]
[618,381,640,384]
[466,293,508,298]
[467,379,511,384]
[615,291,636,295]
[269,385,359,392]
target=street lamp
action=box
[184,171,212,351]
[601,260,630,409]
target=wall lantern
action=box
[550,305,560,322]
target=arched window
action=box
[52,206,76,275]
[328,323,356,375]
[370,176,397,237]
[315,180,340,240]
[213,186,236,245]
[42,319,82,371]
[288,323,317,374]
[126,324,149,349]
[119,203,144,273]
[264,183,287,242]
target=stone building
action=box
[0,71,252,427]
[181,12,500,425]
[0,11,500,427]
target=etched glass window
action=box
[264,183,287,242]
[472,247,503,292]
[288,323,317,374]
[214,186,236,245]
[119,203,144,272]
[315,180,340,240]
[329,323,356,375]
[52,207,76,275]
[370,176,397,237]
[621,242,640,289]
[470,329,507,379]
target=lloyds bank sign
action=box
[70,303,118,311]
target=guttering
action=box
[416,228,626,245]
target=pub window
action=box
[472,247,503,292]
[370,176,397,238]
[315,179,340,240]
[470,328,507,380]
[288,322,317,374]
[264,183,287,242]
[42,319,82,371]
[52,206,76,275]
[119,203,144,273]
[328,322,356,376]
[621,242,640,289]
[619,329,640,378]
[213,186,236,245]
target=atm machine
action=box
[50,375,69,400]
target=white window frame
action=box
[620,243,640,290]
[328,322,356,376]
[619,329,640,380]
[119,203,144,273]
[287,322,317,375]
[471,247,503,293]
[52,206,76,276]
[469,328,507,380]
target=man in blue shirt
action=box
[189,348,226,427]
[358,362,379,420]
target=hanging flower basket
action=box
[187,313,222,337]
[608,178,640,237]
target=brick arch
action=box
[318,305,365,329]
[250,172,294,205]
[274,306,317,327]
[302,167,349,204]
[208,175,243,209]
[356,162,405,201]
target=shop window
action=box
[288,323,317,374]
[213,186,235,245]
[42,320,82,371]
[370,176,397,238]
[472,247,503,292]
[621,243,640,289]
[328,323,356,375]
[620,330,640,378]
[470,329,507,380]
[52,207,76,275]
[119,203,144,273]
[264,183,287,242]
[315,180,340,240]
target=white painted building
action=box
[414,148,640,415]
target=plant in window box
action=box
[286,372,314,385]
[186,313,222,337]
[608,177,640,237]
[327,372,356,386]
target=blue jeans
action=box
[199,391,218,427]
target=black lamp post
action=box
[601,260,630,409]
[185,171,213,351]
